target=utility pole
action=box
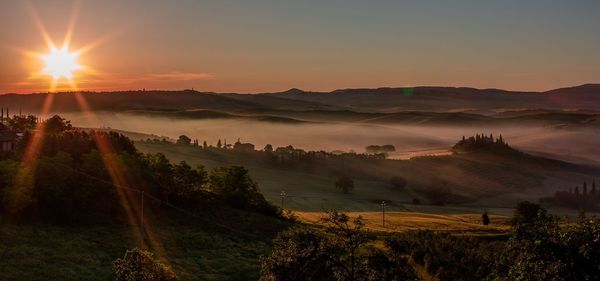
[381,201,386,228]
[140,191,145,233]
[280,190,287,210]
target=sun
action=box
[41,45,81,81]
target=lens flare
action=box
[41,45,81,81]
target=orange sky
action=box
[1,0,599,94]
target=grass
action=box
[135,142,418,212]
[294,211,511,235]
[0,209,289,281]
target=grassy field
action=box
[136,142,420,212]
[135,142,596,217]
[294,211,511,235]
[0,210,289,281]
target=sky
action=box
[0,0,599,94]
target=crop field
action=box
[294,211,511,235]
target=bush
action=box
[113,248,176,281]
[334,176,354,194]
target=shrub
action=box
[113,248,176,281]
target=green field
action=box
[0,210,289,281]
[135,142,421,212]
[135,142,598,217]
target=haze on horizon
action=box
[1,0,599,94]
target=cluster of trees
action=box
[365,144,396,155]
[6,114,39,131]
[541,180,600,211]
[452,133,511,153]
[261,202,600,281]
[174,135,254,151]
[0,116,279,223]
[260,211,420,281]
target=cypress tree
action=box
[482,209,490,225]
[584,182,588,196]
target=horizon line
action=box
[2,83,599,96]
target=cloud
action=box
[144,71,215,81]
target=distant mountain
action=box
[1,84,599,114]
[266,84,600,112]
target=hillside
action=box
[2,84,600,115]
[135,137,600,214]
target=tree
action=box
[208,166,277,214]
[583,182,588,196]
[320,211,374,281]
[8,115,37,131]
[260,228,337,281]
[202,141,208,149]
[172,161,206,196]
[217,139,222,148]
[113,248,176,281]
[45,115,72,134]
[176,135,191,145]
[264,144,273,153]
[482,209,490,225]
[335,176,354,194]
[261,211,419,281]
[511,201,542,226]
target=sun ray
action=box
[62,0,81,48]
[16,2,172,267]
[24,1,56,50]
[72,92,171,260]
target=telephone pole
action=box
[381,201,386,228]
[140,191,145,233]
[280,190,287,210]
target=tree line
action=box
[541,180,600,211]
[0,116,279,223]
[261,201,600,281]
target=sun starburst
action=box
[41,45,81,81]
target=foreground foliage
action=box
[261,202,600,281]
[113,248,176,281]
[260,211,420,281]
[0,118,279,223]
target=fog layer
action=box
[60,112,600,166]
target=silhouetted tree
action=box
[264,144,273,153]
[45,115,72,134]
[176,135,191,145]
[217,139,222,148]
[482,209,490,225]
[511,201,541,226]
[335,176,354,194]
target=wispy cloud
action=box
[144,71,215,81]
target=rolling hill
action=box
[2,84,600,115]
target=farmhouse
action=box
[0,123,18,152]
[234,139,255,152]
